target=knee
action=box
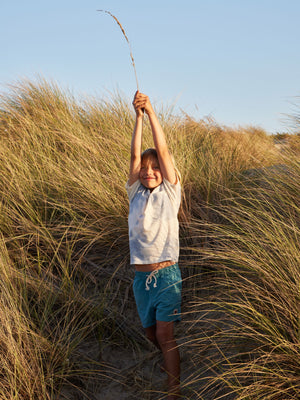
[145,326,157,345]
[156,325,174,348]
[146,330,156,344]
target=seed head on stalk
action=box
[97,9,140,91]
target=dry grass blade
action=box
[97,9,139,90]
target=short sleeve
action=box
[125,179,142,203]
[163,178,181,210]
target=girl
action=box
[126,91,182,399]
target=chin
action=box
[142,181,158,189]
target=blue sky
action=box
[1,0,300,133]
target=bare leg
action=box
[156,321,181,399]
[145,324,167,372]
[145,324,160,349]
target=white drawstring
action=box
[145,270,158,291]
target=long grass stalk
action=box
[97,9,140,90]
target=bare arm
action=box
[128,91,144,185]
[144,96,177,184]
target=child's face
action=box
[139,156,163,190]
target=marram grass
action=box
[183,161,300,399]
[0,78,299,399]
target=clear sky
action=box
[1,0,300,133]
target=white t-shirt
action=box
[126,178,181,265]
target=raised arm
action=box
[128,91,144,185]
[143,94,177,185]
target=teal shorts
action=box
[133,263,182,328]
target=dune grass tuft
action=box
[0,78,299,399]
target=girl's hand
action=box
[132,91,154,117]
[132,90,144,117]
